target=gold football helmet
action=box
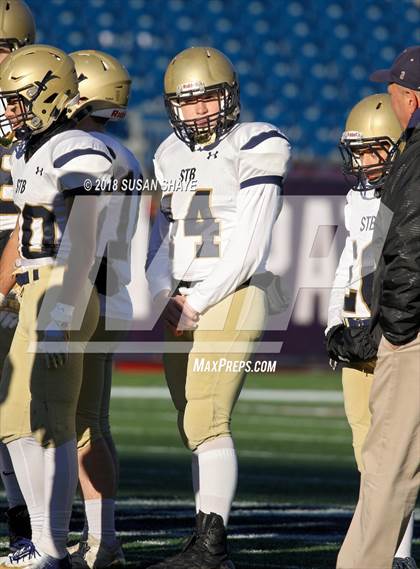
[0,44,79,140]
[0,0,35,50]
[68,49,131,121]
[164,46,240,148]
[340,93,403,191]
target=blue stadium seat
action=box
[29,0,412,162]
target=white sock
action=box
[395,511,415,558]
[38,439,78,558]
[7,437,45,543]
[196,436,238,526]
[191,453,200,514]
[84,499,117,547]
[0,442,25,508]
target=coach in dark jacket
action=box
[370,111,420,346]
[337,46,420,569]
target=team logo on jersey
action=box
[161,168,198,193]
[36,167,44,176]
[360,215,376,232]
[180,168,196,183]
[206,151,219,159]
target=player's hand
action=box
[40,303,74,369]
[326,325,351,363]
[154,290,184,337]
[0,310,18,329]
[326,324,378,363]
[41,321,70,369]
[178,299,199,331]
[163,295,199,335]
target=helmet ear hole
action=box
[44,93,58,104]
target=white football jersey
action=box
[11,128,113,269]
[91,131,141,321]
[327,187,380,329]
[0,145,18,232]
[147,122,291,313]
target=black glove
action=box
[326,324,379,364]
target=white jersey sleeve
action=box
[145,209,172,298]
[326,191,353,332]
[186,127,291,313]
[238,126,291,189]
[51,133,113,194]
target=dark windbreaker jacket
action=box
[371,110,420,346]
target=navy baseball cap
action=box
[370,46,420,91]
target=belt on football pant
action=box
[15,268,41,286]
[343,317,371,329]
[176,277,252,291]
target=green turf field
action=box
[104,370,420,567]
[1,369,418,568]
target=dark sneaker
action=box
[147,511,235,569]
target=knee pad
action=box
[183,400,231,451]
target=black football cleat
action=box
[147,511,235,568]
[5,504,32,552]
[393,558,418,569]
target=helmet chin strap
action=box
[363,179,375,190]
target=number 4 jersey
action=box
[327,187,380,330]
[147,122,291,314]
[11,128,113,269]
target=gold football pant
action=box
[337,333,420,568]
[164,284,267,451]
[342,366,374,472]
[0,265,99,448]
[76,316,129,449]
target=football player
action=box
[0,0,35,550]
[146,47,291,569]
[326,94,416,568]
[66,49,141,569]
[0,45,113,568]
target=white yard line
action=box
[114,443,354,462]
[112,386,343,403]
